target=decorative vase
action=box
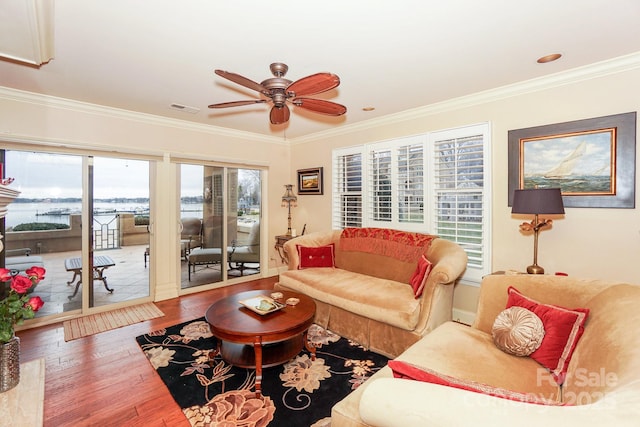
[0,336,20,393]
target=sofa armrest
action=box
[425,238,468,286]
[283,230,342,270]
[359,378,640,427]
[471,274,607,333]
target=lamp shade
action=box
[512,188,565,215]
[281,184,297,206]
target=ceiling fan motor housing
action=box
[269,62,289,77]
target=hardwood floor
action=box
[17,276,278,427]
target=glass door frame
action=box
[175,160,265,295]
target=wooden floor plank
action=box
[16,277,277,426]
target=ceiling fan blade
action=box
[286,73,340,97]
[293,98,347,116]
[208,99,267,109]
[214,69,267,94]
[270,104,291,124]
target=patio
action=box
[8,244,254,318]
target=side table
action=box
[274,234,295,264]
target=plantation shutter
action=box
[397,143,424,224]
[332,149,363,229]
[432,132,486,274]
[332,124,490,283]
[367,148,392,223]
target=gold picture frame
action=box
[508,112,636,208]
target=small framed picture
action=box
[297,167,323,195]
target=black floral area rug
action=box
[135,318,389,427]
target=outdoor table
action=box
[65,255,116,299]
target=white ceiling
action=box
[1,0,640,140]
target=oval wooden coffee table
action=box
[205,290,316,397]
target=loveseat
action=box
[331,274,640,426]
[274,228,468,358]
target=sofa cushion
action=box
[296,244,335,269]
[506,286,589,385]
[335,228,438,283]
[388,360,564,405]
[339,227,437,262]
[278,268,421,331]
[492,306,545,357]
[409,254,433,298]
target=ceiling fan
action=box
[208,62,347,125]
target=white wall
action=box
[0,88,292,301]
[289,61,640,317]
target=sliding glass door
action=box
[179,163,261,289]
[229,168,261,278]
[2,151,83,316]
[1,149,151,317]
[90,156,150,308]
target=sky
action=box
[4,151,204,199]
[4,151,256,199]
[522,130,613,177]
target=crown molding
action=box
[293,51,640,145]
[0,86,285,145]
[2,51,640,147]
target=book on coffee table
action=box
[239,295,286,315]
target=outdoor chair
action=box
[187,221,260,279]
[5,248,45,274]
[228,221,260,276]
[180,217,203,261]
[186,247,222,280]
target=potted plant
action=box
[0,266,45,392]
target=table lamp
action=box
[281,184,297,236]
[511,188,565,274]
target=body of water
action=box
[5,202,203,229]
[524,175,612,194]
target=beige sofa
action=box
[275,228,468,358]
[332,274,640,426]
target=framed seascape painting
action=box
[297,167,323,195]
[508,112,636,208]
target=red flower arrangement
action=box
[0,266,45,343]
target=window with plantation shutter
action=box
[398,143,424,224]
[368,148,392,223]
[430,124,490,283]
[332,123,490,285]
[332,148,363,228]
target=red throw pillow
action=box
[388,360,565,406]
[408,254,433,298]
[506,287,589,385]
[296,244,336,269]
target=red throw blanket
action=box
[340,227,437,263]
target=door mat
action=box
[63,302,164,341]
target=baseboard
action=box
[452,308,476,326]
[268,266,286,278]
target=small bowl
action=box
[286,297,300,306]
[270,292,284,300]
